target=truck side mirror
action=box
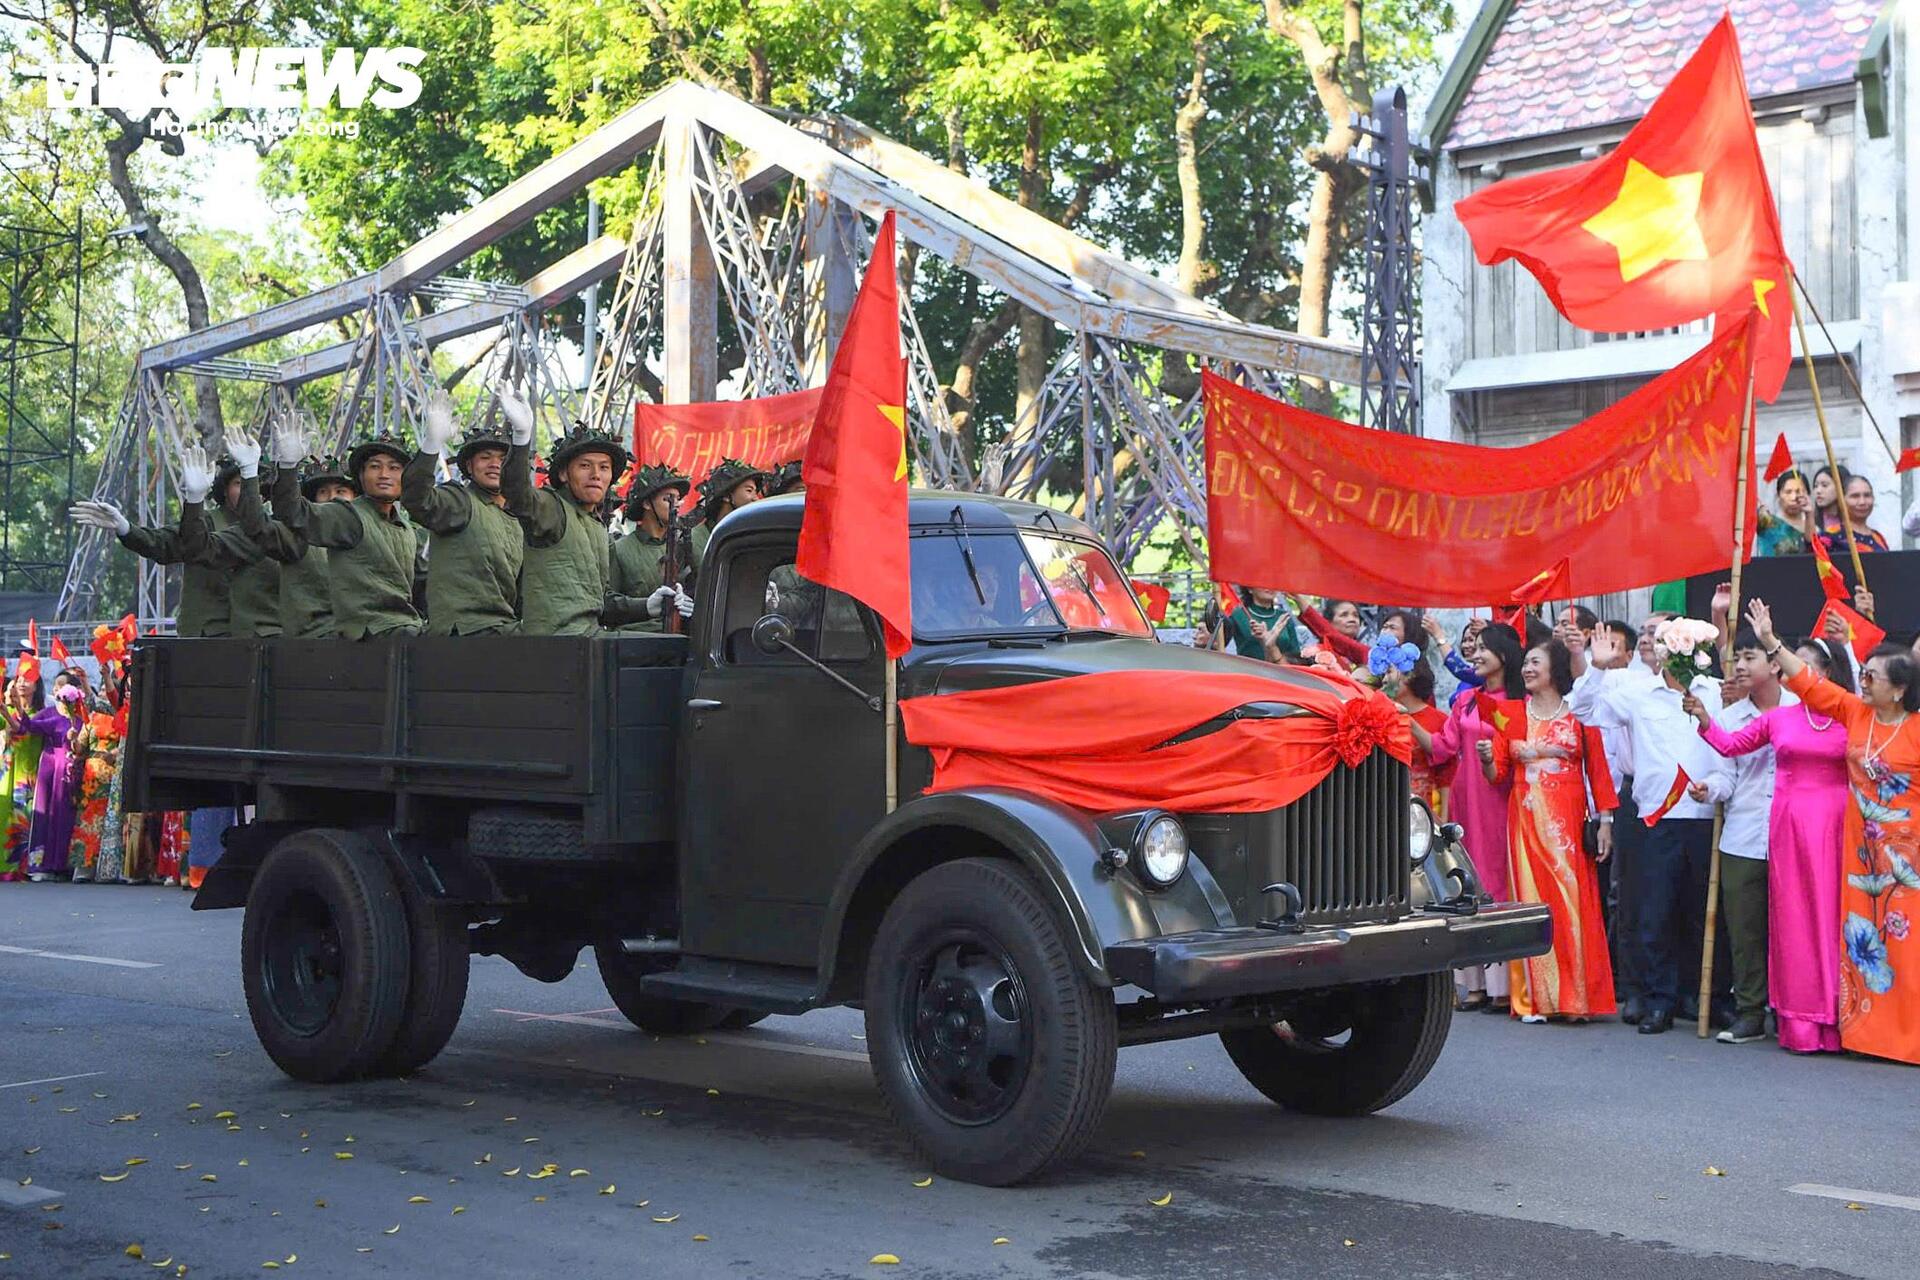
[752,613,795,656]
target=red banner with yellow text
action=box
[1204,315,1757,606]
[632,387,822,485]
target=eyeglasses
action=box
[1861,670,1880,686]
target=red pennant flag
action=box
[1494,605,1528,634]
[1454,16,1791,401]
[1809,536,1849,603]
[1214,583,1240,618]
[1816,598,1887,663]
[1763,433,1794,483]
[1511,558,1571,608]
[1643,766,1693,827]
[796,210,911,658]
[1473,691,1527,741]
[49,635,70,666]
[1898,447,1920,474]
[1130,579,1171,625]
[17,655,38,686]
[25,619,37,656]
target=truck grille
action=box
[1189,751,1411,928]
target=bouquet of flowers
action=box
[1651,617,1720,687]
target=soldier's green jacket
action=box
[401,451,523,636]
[271,469,423,640]
[119,508,233,637]
[608,528,700,633]
[235,476,333,638]
[179,486,283,638]
[501,444,650,635]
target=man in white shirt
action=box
[1687,626,1794,1045]
[1570,622,1733,1035]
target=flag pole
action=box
[1697,343,1758,1038]
[884,658,899,815]
[1790,287,1868,591]
[1791,268,1899,467]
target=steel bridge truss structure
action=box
[61,80,1380,624]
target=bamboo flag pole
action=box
[1790,287,1869,590]
[1792,269,1899,467]
[884,658,899,814]
[1697,348,1759,1039]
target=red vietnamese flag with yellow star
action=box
[1809,535,1849,603]
[797,210,912,658]
[1454,15,1790,400]
[1643,767,1694,828]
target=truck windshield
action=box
[909,531,1153,639]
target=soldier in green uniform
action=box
[402,389,524,635]
[70,449,243,638]
[690,457,770,561]
[244,452,353,639]
[173,432,284,638]
[763,460,804,497]
[267,416,424,640]
[608,463,698,633]
[498,393,649,635]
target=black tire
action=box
[715,1009,769,1030]
[369,879,471,1078]
[241,828,411,1084]
[1220,971,1453,1116]
[865,858,1116,1187]
[595,945,732,1034]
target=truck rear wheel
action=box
[369,882,471,1078]
[864,858,1116,1187]
[241,828,411,1084]
[595,945,732,1035]
[1219,972,1452,1116]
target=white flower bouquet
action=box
[1651,616,1720,686]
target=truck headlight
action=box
[1409,798,1437,863]
[1133,813,1189,888]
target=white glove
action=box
[268,417,308,467]
[499,391,535,447]
[673,585,695,618]
[178,442,215,504]
[71,500,131,537]
[419,389,456,456]
[225,424,262,479]
[646,585,676,620]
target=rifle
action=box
[662,505,689,636]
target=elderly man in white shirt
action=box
[1684,626,1796,1045]
[1570,623,1734,1036]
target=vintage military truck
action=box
[124,493,1549,1185]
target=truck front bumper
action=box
[1102,903,1553,1001]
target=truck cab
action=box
[127,492,1549,1186]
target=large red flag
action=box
[796,211,911,658]
[1454,15,1790,400]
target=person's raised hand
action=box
[1855,583,1876,620]
[1422,613,1449,648]
[177,442,215,504]
[70,500,130,537]
[225,423,262,479]
[268,416,308,467]
[1589,625,1624,669]
[1711,581,1733,620]
[1824,608,1850,645]
[498,390,535,447]
[1746,597,1775,647]
[419,388,456,457]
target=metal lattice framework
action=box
[1353,88,1422,436]
[60,80,1378,624]
[1,216,81,597]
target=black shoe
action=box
[1709,1000,1737,1030]
[1717,1013,1767,1044]
[1677,996,1700,1022]
[1619,996,1646,1026]
[1637,1008,1674,1035]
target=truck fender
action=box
[817,788,1235,1000]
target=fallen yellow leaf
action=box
[200,1174,218,1183]
[407,1196,430,1204]
[993,1238,1010,1246]
[314,1201,326,1208]
[127,1244,146,1259]
[652,1213,680,1223]
[631,1200,650,1208]
[568,1169,589,1177]
[462,1100,475,1107]
[1343,1239,1357,1248]
[355,1247,372,1253]
[214,1111,236,1120]
[383,1225,400,1235]
[692,1234,709,1242]
[150,1258,173,1268]
[22,1147,39,1155]
[870,1254,900,1266]
[502,1167,520,1177]
[126,1158,148,1167]
[1847,1202,1866,1211]
[532,1195,547,1203]
[474,1154,491,1165]
[237,1160,249,1168]
[175,1164,191,1170]
[1704,1167,1727,1177]
[99,1172,132,1183]
[284,1256,297,1265]
[1150,1192,1173,1207]
[333,1153,353,1160]
[261,1265,279,1271]
[58,1107,76,1113]
[599,1185,616,1196]
[111,1114,140,1123]
[912,1176,933,1188]
[214,1050,232,1057]
[452,1207,466,1215]
[186,1103,202,1111]
[1128,1150,1146,1159]
[706,1089,720,1097]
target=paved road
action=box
[2,885,1915,1279]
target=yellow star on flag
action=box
[1752,278,1777,318]
[879,403,908,482]
[1581,159,1709,282]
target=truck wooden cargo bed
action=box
[124,634,689,848]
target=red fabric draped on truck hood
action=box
[899,669,1412,814]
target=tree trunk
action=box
[105,121,225,446]
[1265,0,1368,415]
[1175,38,1212,297]
[1010,108,1052,490]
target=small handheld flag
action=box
[1899,447,1920,475]
[1809,537,1849,603]
[49,635,70,666]
[1815,598,1887,663]
[1512,558,1571,608]
[1130,580,1171,624]
[1474,691,1527,741]
[1643,766,1693,827]
[1763,434,1793,483]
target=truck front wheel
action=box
[1219,971,1453,1116]
[865,858,1116,1187]
[595,945,733,1035]
[241,828,411,1084]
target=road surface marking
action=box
[0,943,159,969]
[0,1071,105,1092]
[492,1010,870,1063]
[1787,1183,1920,1213]
[0,1182,62,1209]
